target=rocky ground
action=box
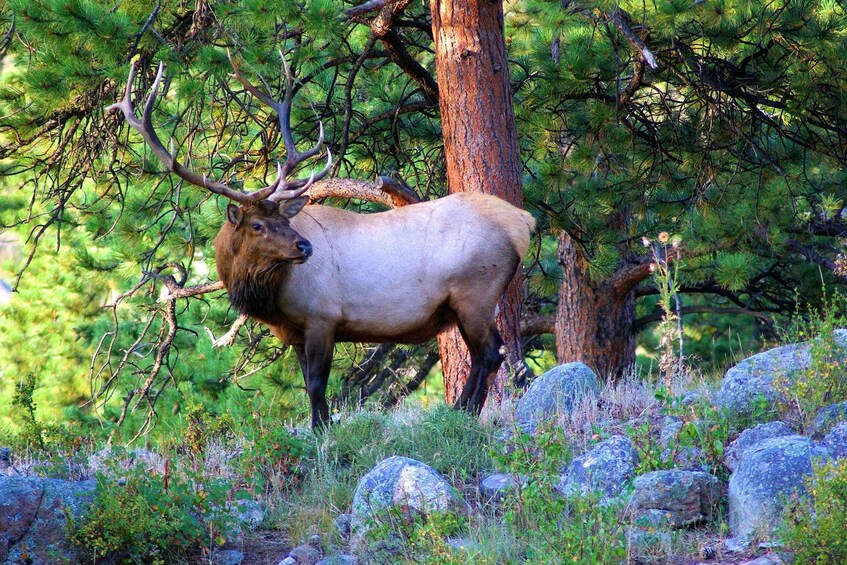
[3,332,847,564]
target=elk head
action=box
[224,197,312,264]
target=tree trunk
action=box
[430,0,526,405]
[555,232,651,380]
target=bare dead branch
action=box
[158,280,225,301]
[206,314,249,347]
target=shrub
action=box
[775,291,847,427]
[239,425,313,494]
[69,460,241,564]
[492,427,626,564]
[781,458,847,564]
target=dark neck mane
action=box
[223,263,290,326]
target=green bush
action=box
[775,291,847,427]
[781,458,847,564]
[492,427,626,564]
[69,459,241,564]
[240,425,314,494]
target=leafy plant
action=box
[775,291,847,428]
[239,425,314,494]
[780,458,847,564]
[69,458,241,564]
[491,427,626,564]
[627,419,676,474]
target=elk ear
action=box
[226,204,244,226]
[279,197,308,219]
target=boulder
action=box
[716,331,847,420]
[724,422,795,472]
[212,549,245,565]
[0,476,96,565]
[478,473,518,503]
[335,513,352,540]
[556,435,638,501]
[627,470,722,528]
[514,362,601,434]
[728,435,830,542]
[810,401,847,438]
[658,416,708,471]
[315,556,358,565]
[350,456,460,552]
[822,421,847,458]
[279,534,323,564]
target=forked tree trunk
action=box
[555,232,652,380]
[430,0,526,405]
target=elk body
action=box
[109,56,534,428]
[216,194,534,427]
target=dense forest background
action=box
[1,0,846,443]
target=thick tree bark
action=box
[430,0,526,405]
[555,232,651,380]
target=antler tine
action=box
[227,49,332,202]
[108,61,279,205]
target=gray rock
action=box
[811,401,847,438]
[212,549,245,565]
[479,473,518,503]
[335,513,352,539]
[625,528,673,562]
[728,435,830,542]
[822,421,847,458]
[658,417,708,471]
[628,470,722,528]
[350,456,459,551]
[724,536,750,553]
[514,362,600,434]
[283,534,323,564]
[717,331,847,421]
[716,343,809,420]
[447,537,480,553]
[278,558,297,565]
[0,447,19,476]
[724,422,795,472]
[0,476,96,565]
[659,416,684,449]
[556,435,638,501]
[232,498,265,530]
[315,556,358,565]
[740,554,790,565]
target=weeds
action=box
[775,290,847,429]
[780,458,847,563]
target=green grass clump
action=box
[781,458,847,564]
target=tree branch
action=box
[634,305,773,331]
[347,0,439,103]
[306,176,420,207]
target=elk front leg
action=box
[294,331,334,429]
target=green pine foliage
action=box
[1,0,847,434]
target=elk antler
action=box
[227,49,332,202]
[107,54,332,204]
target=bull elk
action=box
[108,55,535,428]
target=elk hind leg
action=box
[453,315,504,414]
[469,328,504,412]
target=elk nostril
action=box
[297,241,312,256]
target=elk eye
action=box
[252,223,262,232]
